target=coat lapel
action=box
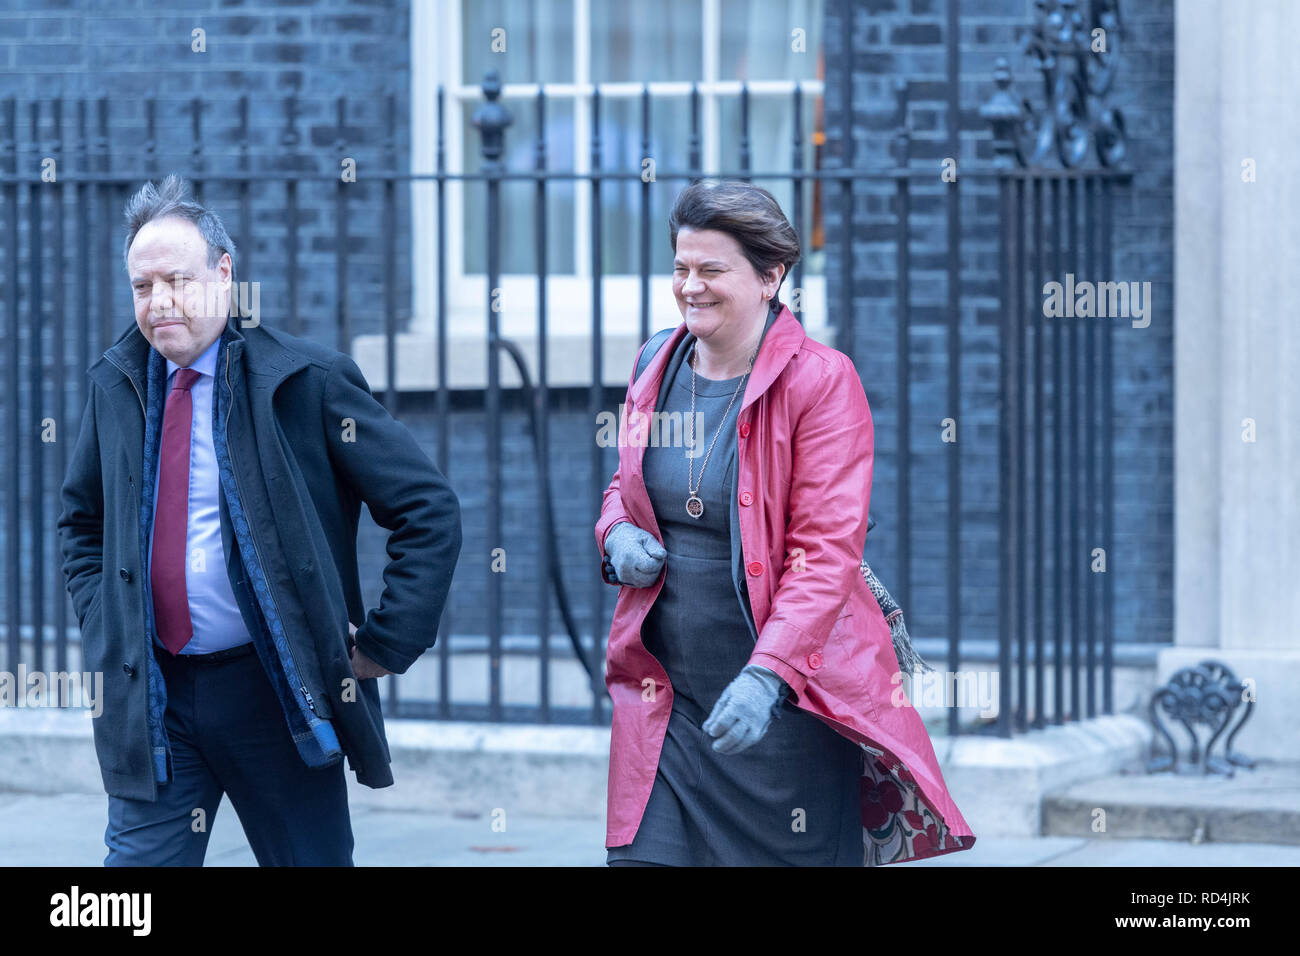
[90,316,313,534]
[738,304,806,415]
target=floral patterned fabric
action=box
[858,742,970,865]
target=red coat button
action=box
[747,561,764,576]
[808,653,823,669]
[738,421,750,438]
[739,491,753,506]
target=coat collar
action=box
[629,300,807,415]
[91,312,311,400]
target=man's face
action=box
[126,216,231,368]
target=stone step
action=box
[1040,763,1300,845]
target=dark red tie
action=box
[152,367,201,655]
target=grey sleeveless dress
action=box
[606,331,865,867]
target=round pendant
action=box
[686,495,704,519]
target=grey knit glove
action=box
[604,521,667,588]
[702,664,790,754]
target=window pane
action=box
[594,94,696,276]
[719,0,823,81]
[590,0,702,83]
[453,0,826,279]
[715,91,824,267]
[462,96,577,275]
[462,0,574,86]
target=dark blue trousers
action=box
[104,644,354,866]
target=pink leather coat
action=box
[595,304,977,865]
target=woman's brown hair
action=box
[668,180,801,296]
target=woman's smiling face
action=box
[672,226,769,339]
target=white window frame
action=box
[377,0,827,391]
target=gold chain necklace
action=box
[685,341,758,519]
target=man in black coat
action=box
[57,175,462,866]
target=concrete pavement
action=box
[3,790,1299,866]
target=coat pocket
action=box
[77,585,106,669]
[77,580,104,635]
[78,613,136,775]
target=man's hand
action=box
[348,621,394,680]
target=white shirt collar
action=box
[165,334,221,381]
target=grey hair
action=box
[122,174,236,276]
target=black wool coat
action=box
[58,313,462,800]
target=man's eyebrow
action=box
[129,270,189,284]
[674,259,728,268]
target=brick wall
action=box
[1,0,1173,679]
[0,0,412,346]
[0,0,416,639]
[821,0,1175,648]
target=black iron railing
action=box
[0,1,1133,733]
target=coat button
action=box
[739,491,753,507]
[738,421,750,438]
[118,568,131,582]
[807,653,823,670]
[747,561,764,576]
[122,663,135,677]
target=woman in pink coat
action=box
[597,180,976,866]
